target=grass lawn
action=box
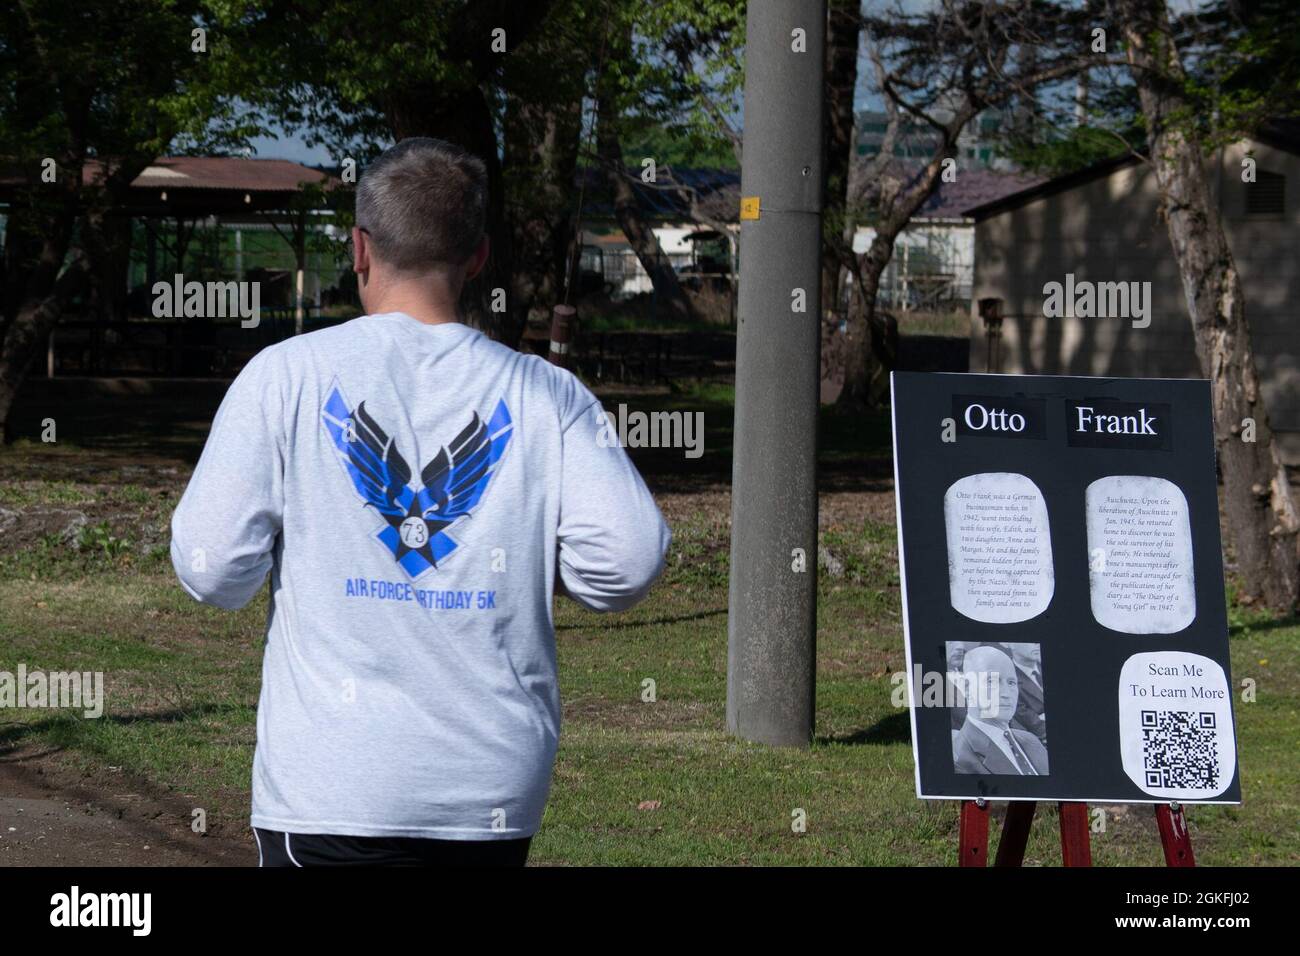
[0,381,1295,865]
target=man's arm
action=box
[170,351,285,610]
[556,401,671,612]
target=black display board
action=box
[891,371,1241,804]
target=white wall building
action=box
[966,125,1300,463]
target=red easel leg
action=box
[1154,803,1196,867]
[994,801,1036,866]
[959,800,990,867]
[1058,802,1093,866]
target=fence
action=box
[849,223,975,313]
[43,311,334,378]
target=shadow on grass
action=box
[1228,612,1300,638]
[0,701,250,751]
[601,386,896,495]
[8,390,223,466]
[6,374,901,494]
[557,606,727,631]
[817,711,912,747]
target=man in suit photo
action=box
[1009,642,1047,745]
[952,645,1050,776]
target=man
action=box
[170,138,671,866]
[1008,642,1047,745]
[952,645,1049,776]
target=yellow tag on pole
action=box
[740,196,761,220]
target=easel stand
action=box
[958,800,1195,867]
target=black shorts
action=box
[253,827,532,867]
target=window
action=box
[1245,170,1285,216]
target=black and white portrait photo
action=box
[947,642,1049,776]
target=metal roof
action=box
[130,157,334,192]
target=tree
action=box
[998,62,1146,177]
[0,0,246,436]
[509,0,743,328]
[216,0,562,345]
[820,0,862,389]
[832,0,1092,407]
[621,121,739,171]
[588,1,747,327]
[593,17,695,327]
[1114,0,1300,610]
[499,61,584,324]
[631,0,745,317]
[229,0,744,342]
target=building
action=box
[0,155,344,377]
[123,156,346,319]
[849,167,1041,312]
[578,167,740,304]
[578,162,1039,321]
[965,121,1300,463]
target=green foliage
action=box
[622,121,738,171]
[618,0,745,163]
[203,0,464,156]
[0,0,262,167]
[992,61,1145,177]
[1001,122,1141,177]
[76,521,133,560]
[210,0,745,183]
[1172,0,1300,150]
[0,480,85,507]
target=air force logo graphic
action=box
[321,382,513,579]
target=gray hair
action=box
[355,137,488,272]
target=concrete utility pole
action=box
[727,0,826,747]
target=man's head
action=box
[352,137,490,319]
[962,645,1019,722]
[1009,643,1038,676]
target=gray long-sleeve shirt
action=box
[170,313,670,839]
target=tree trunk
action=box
[503,92,582,330]
[0,255,89,437]
[1,207,38,336]
[821,0,859,315]
[839,237,899,406]
[837,136,968,407]
[1122,0,1300,611]
[0,189,80,438]
[596,86,694,327]
[0,147,152,438]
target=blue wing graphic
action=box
[417,399,513,528]
[322,383,512,579]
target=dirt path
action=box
[0,745,254,867]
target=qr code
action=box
[1141,710,1219,789]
